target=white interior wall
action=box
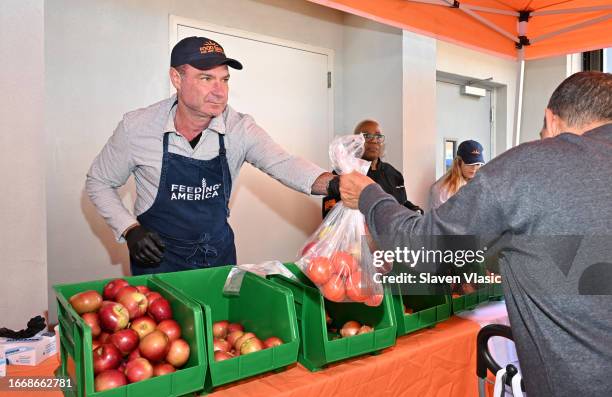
[436,41,518,156]
[342,15,403,172]
[520,56,568,143]
[0,0,47,329]
[45,0,345,324]
[402,31,438,209]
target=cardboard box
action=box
[0,330,57,366]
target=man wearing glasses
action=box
[323,119,423,217]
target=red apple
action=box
[214,351,234,361]
[157,319,181,341]
[331,251,359,276]
[125,357,153,383]
[82,312,101,338]
[228,323,243,333]
[227,330,244,347]
[301,240,318,256]
[70,290,103,314]
[322,276,346,302]
[99,332,111,344]
[306,256,333,285]
[166,338,190,368]
[364,293,384,307]
[135,285,150,294]
[127,349,141,362]
[213,338,231,352]
[130,316,157,339]
[117,291,148,319]
[147,298,173,323]
[357,325,373,334]
[93,343,122,374]
[145,291,163,305]
[99,302,129,332]
[345,271,368,303]
[103,279,130,301]
[153,363,176,376]
[110,329,140,355]
[263,336,283,348]
[240,337,264,355]
[95,369,127,392]
[234,332,256,350]
[115,286,138,303]
[212,320,229,339]
[139,330,170,362]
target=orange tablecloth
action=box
[1,354,63,397]
[3,317,482,397]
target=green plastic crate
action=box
[154,266,299,391]
[54,274,206,397]
[489,282,504,301]
[391,292,451,336]
[449,260,491,313]
[270,263,397,372]
[450,286,490,313]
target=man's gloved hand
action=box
[125,225,165,266]
[327,175,341,200]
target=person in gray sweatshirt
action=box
[339,71,612,397]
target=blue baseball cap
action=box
[171,37,243,70]
[457,140,485,165]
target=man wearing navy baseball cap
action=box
[86,36,335,274]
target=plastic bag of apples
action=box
[296,134,385,306]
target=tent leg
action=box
[513,49,525,147]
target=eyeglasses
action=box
[361,133,385,143]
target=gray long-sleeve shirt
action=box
[359,123,612,397]
[86,96,325,241]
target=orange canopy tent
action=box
[307,0,612,143]
[307,0,612,60]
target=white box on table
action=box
[0,330,57,366]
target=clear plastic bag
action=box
[296,134,385,306]
[223,261,297,296]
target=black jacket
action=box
[322,159,422,217]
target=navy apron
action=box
[130,132,236,275]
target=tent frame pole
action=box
[531,13,612,44]
[532,6,612,16]
[439,0,519,43]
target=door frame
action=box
[435,77,496,168]
[169,15,335,144]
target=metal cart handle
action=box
[476,324,525,391]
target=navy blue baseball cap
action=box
[457,140,485,165]
[171,37,243,70]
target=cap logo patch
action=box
[471,149,480,155]
[200,41,224,55]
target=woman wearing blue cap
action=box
[428,140,485,210]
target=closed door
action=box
[176,22,333,264]
[436,81,492,179]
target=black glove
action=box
[0,315,46,339]
[327,176,341,200]
[404,200,424,214]
[125,225,165,266]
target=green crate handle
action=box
[55,289,94,397]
